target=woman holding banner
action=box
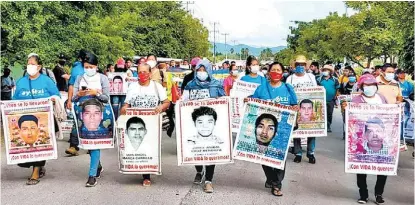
[13,53,61,185]
[72,52,110,187]
[182,59,226,193]
[250,62,298,197]
[341,75,389,204]
[120,63,170,186]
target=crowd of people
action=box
[1,50,414,204]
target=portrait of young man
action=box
[187,106,223,145]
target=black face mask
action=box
[3,71,10,77]
[58,60,66,66]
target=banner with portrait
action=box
[233,98,297,170]
[72,97,115,149]
[230,97,245,132]
[175,98,233,166]
[108,72,128,95]
[345,103,401,175]
[117,109,161,175]
[292,86,327,138]
[403,99,414,140]
[230,80,260,98]
[1,99,58,165]
[336,95,352,106]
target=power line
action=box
[221,33,229,60]
[182,1,195,13]
[210,22,220,64]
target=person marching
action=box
[13,53,60,185]
[181,59,226,193]
[120,63,170,186]
[223,64,240,96]
[341,75,390,204]
[251,62,298,196]
[286,55,318,164]
[240,56,266,85]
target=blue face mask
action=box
[283,73,289,77]
[295,66,305,73]
[349,76,356,83]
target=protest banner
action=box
[72,98,115,149]
[117,109,161,175]
[1,99,58,165]
[233,98,297,170]
[230,80,260,98]
[230,97,244,132]
[345,103,401,175]
[108,72,128,95]
[175,98,233,166]
[403,99,414,140]
[293,86,327,138]
[166,71,191,88]
[336,95,352,106]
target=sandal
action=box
[143,179,151,187]
[39,167,46,178]
[271,187,283,196]
[26,178,40,185]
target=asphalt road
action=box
[1,108,414,205]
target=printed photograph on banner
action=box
[73,98,115,149]
[230,97,245,133]
[233,99,297,170]
[230,80,260,98]
[293,87,327,138]
[403,99,414,140]
[175,98,233,166]
[336,95,352,106]
[117,109,161,175]
[108,72,128,95]
[345,103,401,175]
[1,99,57,165]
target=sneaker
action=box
[307,154,316,164]
[96,166,103,179]
[357,198,368,204]
[85,176,97,187]
[65,147,79,156]
[328,128,332,133]
[204,181,214,193]
[193,172,203,184]
[294,155,302,163]
[265,181,272,188]
[375,195,385,204]
[143,179,151,187]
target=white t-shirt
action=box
[286,73,317,88]
[125,81,167,108]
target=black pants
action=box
[18,161,46,168]
[1,92,12,100]
[69,132,79,150]
[166,103,175,134]
[143,174,150,180]
[342,111,346,139]
[262,164,286,189]
[326,100,335,129]
[357,174,387,198]
[195,165,215,181]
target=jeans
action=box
[195,165,215,182]
[1,92,11,100]
[143,174,150,180]
[111,95,126,121]
[326,100,336,129]
[166,103,175,135]
[262,163,286,189]
[342,111,346,139]
[293,137,316,156]
[89,150,100,177]
[18,161,46,168]
[357,174,387,198]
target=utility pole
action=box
[210,22,220,64]
[221,33,229,60]
[231,40,238,60]
[183,1,195,13]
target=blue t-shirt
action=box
[318,76,339,102]
[399,80,414,98]
[68,61,84,85]
[240,74,265,85]
[13,74,60,100]
[252,82,297,105]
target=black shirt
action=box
[181,71,194,91]
[341,82,355,95]
[53,65,68,91]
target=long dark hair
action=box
[245,55,258,75]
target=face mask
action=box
[130,67,137,71]
[348,76,356,83]
[322,71,329,77]
[269,72,283,81]
[261,70,268,75]
[138,72,150,83]
[250,65,260,74]
[147,60,157,68]
[85,68,97,77]
[295,66,305,73]
[363,85,377,97]
[27,65,39,76]
[385,73,395,81]
[231,70,239,76]
[197,71,208,81]
[283,73,289,77]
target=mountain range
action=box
[210,42,286,57]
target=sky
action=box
[190,0,357,48]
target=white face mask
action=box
[385,73,395,81]
[363,85,377,97]
[85,68,97,77]
[147,60,157,68]
[231,70,239,76]
[27,65,39,76]
[197,71,208,81]
[261,70,268,75]
[250,65,260,74]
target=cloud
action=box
[192,1,356,47]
